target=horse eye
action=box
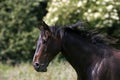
[42,39,47,44]
[42,36,51,44]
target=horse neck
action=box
[61,31,101,68]
[60,29,115,80]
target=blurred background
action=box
[0,0,119,80]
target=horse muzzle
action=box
[33,62,47,72]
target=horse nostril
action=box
[34,62,39,67]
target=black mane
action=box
[50,21,106,44]
[64,27,105,44]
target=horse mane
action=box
[63,21,106,44]
[50,21,106,44]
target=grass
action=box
[0,61,77,80]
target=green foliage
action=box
[45,0,119,27]
[0,0,120,63]
[44,0,120,47]
[0,0,48,62]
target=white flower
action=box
[102,2,106,5]
[77,1,82,7]
[52,17,58,22]
[94,12,101,19]
[106,5,113,11]
[62,0,70,4]
[83,0,87,4]
[113,9,117,12]
[104,14,109,18]
[52,8,58,12]
[76,10,80,13]
[111,15,119,20]
[92,0,96,2]
[88,9,92,13]
[104,0,111,2]
[98,8,103,12]
[96,1,100,5]
[84,12,88,16]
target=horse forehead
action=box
[37,28,54,43]
[37,34,42,44]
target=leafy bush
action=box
[0,0,48,63]
[44,0,120,47]
[45,0,119,28]
[0,0,120,63]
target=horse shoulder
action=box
[91,48,119,80]
[92,57,115,80]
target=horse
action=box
[32,21,120,80]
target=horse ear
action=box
[38,21,50,31]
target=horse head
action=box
[32,21,61,72]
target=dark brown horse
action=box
[32,21,120,80]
